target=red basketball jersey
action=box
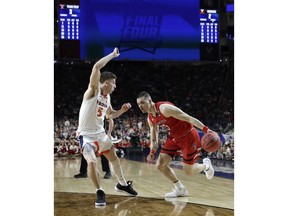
[148,102,194,138]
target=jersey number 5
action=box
[97,107,103,117]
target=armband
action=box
[203,126,209,133]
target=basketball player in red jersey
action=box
[77,48,137,207]
[136,91,215,198]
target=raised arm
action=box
[83,48,120,100]
[159,104,211,133]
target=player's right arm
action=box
[160,103,213,133]
[146,118,159,162]
[83,47,120,100]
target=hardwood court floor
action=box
[55,192,233,216]
[54,156,234,215]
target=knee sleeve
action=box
[83,144,97,163]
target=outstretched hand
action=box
[113,47,120,58]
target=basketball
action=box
[201,132,221,153]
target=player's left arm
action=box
[106,103,131,119]
[106,116,114,139]
[159,104,212,133]
[146,118,159,162]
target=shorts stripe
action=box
[186,148,201,157]
[161,147,179,152]
[93,141,100,153]
[183,153,200,164]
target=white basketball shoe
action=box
[203,158,215,180]
[165,187,189,198]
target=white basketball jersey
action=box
[78,91,111,136]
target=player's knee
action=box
[83,144,97,163]
[156,162,166,171]
[87,160,97,167]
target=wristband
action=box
[203,126,209,133]
[150,150,156,155]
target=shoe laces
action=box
[172,186,185,193]
[97,190,105,200]
[126,181,136,192]
[171,188,178,193]
[169,187,180,194]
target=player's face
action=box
[137,97,150,113]
[106,79,116,94]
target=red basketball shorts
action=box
[160,129,201,165]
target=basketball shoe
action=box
[165,186,189,198]
[104,171,112,179]
[74,172,87,178]
[95,189,106,206]
[115,181,138,196]
[203,158,214,180]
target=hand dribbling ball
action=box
[201,132,221,153]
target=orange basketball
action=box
[201,132,221,153]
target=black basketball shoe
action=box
[74,173,87,178]
[95,189,106,206]
[115,181,138,196]
[104,171,112,179]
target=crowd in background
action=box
[54,60,234,161]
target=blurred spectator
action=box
[57,140,69,156]
[224,144,232,160]
[68,140,80,155]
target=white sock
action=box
[174,180,185,189]
[110,158,127,186]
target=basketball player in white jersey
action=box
[77,47,137,207]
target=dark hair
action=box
[100,71,117,83]
[137,91,151,100]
